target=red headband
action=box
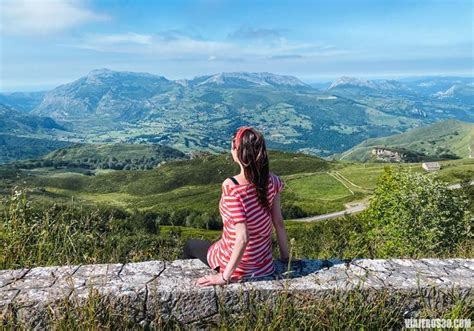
[234,126,252,150]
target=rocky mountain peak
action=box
[192,71,309,88]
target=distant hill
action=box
[0,103,71,163]
[0,91,46,112]
[33,70,310,123]
[33,69,178,122]
[327,76,473,122]
[0,134,72,164]
[32,143,188,170]
[399,76,473,96]
[328,76,411,93]
[0,103,66,134]
[30,69,398,155]
[188,72,311,89]
[335,120,474,162]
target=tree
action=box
[362,167,471,257]
[282,203,307,219]
[156,211,171,225]
[143,211,159,234]
[170,209,190,226]
[459,172,474,212]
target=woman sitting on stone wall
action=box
[181,126,290,286]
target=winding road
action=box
[291,180,473,223]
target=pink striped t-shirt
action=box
[207,173,285,280]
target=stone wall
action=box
[1,258,473,328]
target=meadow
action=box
[2,151,472,226]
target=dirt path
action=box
[292,201,367,222]
[326,171,354,195]
[333,171,368,190]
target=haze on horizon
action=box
[0,0,473,92]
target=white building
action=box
[422,162,441,172]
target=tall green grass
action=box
[0,187,185,269]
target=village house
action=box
[371,147,406,162]
[422,162,441,172]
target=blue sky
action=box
[0,0,472,91]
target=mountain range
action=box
[0,69,472,162]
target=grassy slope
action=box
[44,142,187,162]
[0,134,72,164]
[4,150,341,215]
[4,149,472,218]
[336,119,474,162]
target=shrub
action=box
[361,167,471,257]
[282,203,307,219]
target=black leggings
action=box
[181,239,219,271]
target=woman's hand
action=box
[195,273,228,287]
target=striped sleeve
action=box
[223,193,246,225]
[273,174,285,194]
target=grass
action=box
[1,153,472,230]
[0,190,186,269]
[337,164,387,189]
[2,185,471,271]
[337,158,474,189]
[43,188,138,208]
[0,150,338,218]
[435,158,474,183]
[285,172,352,200]
[134,185,222,212]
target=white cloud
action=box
[73,32,234,58]
[0,0,108,35]
[228,27,283,41]
[85,32,153,45]
[71,30,349,64]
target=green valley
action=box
[2,147,472,227]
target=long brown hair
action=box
[233,127,270,210]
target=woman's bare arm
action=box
[271,193,289,260]
[222,222,248,281]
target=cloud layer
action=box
[72,29,345,63]
[228,27,283,41]
[0,0,108,35]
